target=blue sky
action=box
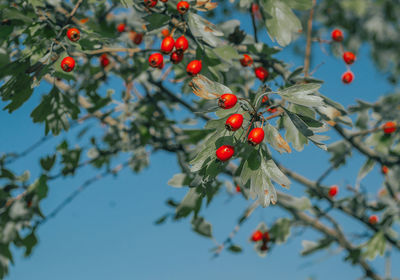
[2,7,399,280]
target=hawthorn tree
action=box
[0,0,399,279]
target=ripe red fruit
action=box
[116,23,126,33]
[177,1,190,14]
[186,60,202,76]
[254,66,268,81]
[218,94,237,109]
[145,0,158,8]
[148,53,164,68]
[236,185,241,193]
[343,51,356,65]
[175,36,189,52]
[251,230,263,242]
[331,29,343,42]
[381,165,389,175]
[99,54,110,67]
[66,27,80,42]
[160,0,168,2]
[133,33,143,45]
[248,127,265,145]
[382,121,397,134]
[262,96,269,103]
[170,51,184,64]
[161,29,170,37]
[267,107,277,113]
[342,71,354,84]
[225,114,243,131]
[240,54,253,67]
[328,185,339,197]
[369,215,379,225]
[263,232,270,242]
[216,145,234,162]
[61,56,75,72]
[161,36,175,54]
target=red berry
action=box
[381,165,389,175]
[160,0,168,2]
[216,145,234,161]
[343,51,356,65]
[248,127,264,146]
[160,36,175,54]
[236,185,241,193]
[218,94,237,109]
[251,230,263,242]
[225,114,243,131]
[116,23,126,33]
[369,215,379,225]
[99,54,110,67]
[186,60,202,76]
[254,66,268,81]
[240,54,253,67]
[262,96,269,103]
[267,107,277,113]
[145,0,158,8]
[251,3,259,13]
[328,185,339,197]
[177,1,190,14]
[149,53,164,68]
[66,27,80,42]
[61,56,75,72]
[342,71,354,84]
[382,121,397,134]
[175,36,189,52]
[133,33,143,45]
[263,232,270,242]
[161,29,170,38]
[170,51,184,64]
[331,29,343,42]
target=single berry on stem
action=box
[343,51,356,65]
[382,121,396,134]
[248,127,265,146]
[262,96,269,103]
[216,145,235,161]
[133,33,143,45]
[175,36,189,52]
[255,66,268,81]
[61,56,75,72]
[170,51,184,64]
[251,230,263,242]
[161,28,170,38]
[186,60,202,75]
[116,23,126,33]
[328,185,339,197]
[369,215,379,225]
[66,28,80,42]
[145,0,158,8]
[240,54,253,67]
[342,71,354,84]
[236,185,241,193]
[218,93,237,109]
[331,29,343,42]
[177,1,190,14]
[161,36,175,54]
[225,114,244,131]
[148,53,164,68]
[99,54,110,67]
[381,165,389,175]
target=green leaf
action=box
[191,216,213,238]
[327,140,352,168]
[213,45,240,62]
[282,0,313,10]
[168,173,190,188]
[277,83,323,107]
[40,155,57,172]
[362,231,386,260]
[227,244,243,253]
[144,14,170,31]
[282,108,314,137]
[269,218,291,244]
[301,237,333,256]
[356,158,375,183]
[261,0,302,46]
[27,175,48,199]
[188,13,223,47]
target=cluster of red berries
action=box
[239,54,269,82]
[251,230,270,251]
[144,0,190,14]
[60,27,81,72]
[215,94,265,162]
[331,29,356,84]
[149,32,202,75]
